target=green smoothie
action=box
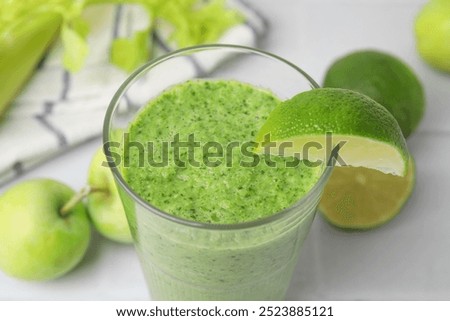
[124,80,321,223]
[120,79,324,300]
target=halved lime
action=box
[319,157,415,229]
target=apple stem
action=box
[89,187,108,194]
[60,186,92,216]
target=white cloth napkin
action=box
[0,0,266,185]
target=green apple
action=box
[87,147,132,244]
[0,179,91,281]
[415,0,450,73]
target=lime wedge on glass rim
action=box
[255,88,413,229]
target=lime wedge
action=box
[255,88,410,176]
[319,157,415,229]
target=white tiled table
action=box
[1,0,449,300]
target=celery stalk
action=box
[0,0,244,118]
[0,12,62,118]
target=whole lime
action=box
[323,50,425,138]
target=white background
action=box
[1,0,450,300]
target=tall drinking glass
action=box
[104,44,333,300]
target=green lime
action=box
[255,88,410,176]
[415,0,450,73]
[323,50,425,138]
[255,88,413,230]
[319,157,415,230]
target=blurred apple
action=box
[0,179,91,281]
[87,147,132,244]
[415,0,450,73]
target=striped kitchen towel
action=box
[0,0,266,185]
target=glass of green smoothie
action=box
[104,44,334,300]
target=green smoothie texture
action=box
[124,80,322,224]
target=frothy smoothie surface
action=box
[124,80,322,224]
